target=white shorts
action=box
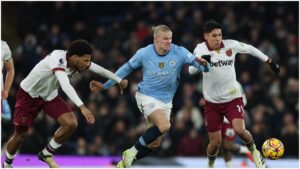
[135,92,172,120]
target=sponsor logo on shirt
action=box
[210,60,233,67]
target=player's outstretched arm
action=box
[103,62,135,90]
[55,70,95,124]
[235,40,280,76]
[189,56,210,73]
[188,55,211,74]
[89,62,122,83]
[89,79,128,94]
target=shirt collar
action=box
[205,41,224,51]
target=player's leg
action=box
[121,109,170,167]
[39,96,75,168]
[204,101,223,168]
[3,126,28,168]
[221,141,233,168]
[221,122,253,163]
[3,88,42,167]
[222,139,253,162]
[227,98,265,168]
[134,118,163,161]
[132,135,162,162]
[207,131,222,168]
[221,122,235,168]
[118,92,171,168]
[231,119,264,168]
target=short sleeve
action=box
[2,42,12,61]
[47,50,67,71]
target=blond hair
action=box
[152,25,172,37]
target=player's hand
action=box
[79,105,95,124]
[196,56,209,66]
[1,90,9,99]
[268,60,280,77]
[89,80,103,93]
[118,79,128,94]
[201,55,211,63]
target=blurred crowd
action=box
[2,1,299,158]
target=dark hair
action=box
[203,20,222,34]
[66,39,93,57]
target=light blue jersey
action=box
[103,44,208,103]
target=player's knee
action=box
[157,122,171,133]
[63,119,78,131]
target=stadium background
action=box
[1,1,299,167]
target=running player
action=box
[3,39,128,168]
[189,21,279,168]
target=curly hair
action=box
[66,39,93,57]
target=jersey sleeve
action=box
[232,40,269,62]
[47,50,67,72]
[103,50,143,90]
[180,46,209,73]
[55,71,83,107]
[127,49,143,69]
[89,62,121,83]
[180,46,197,64]
[2,42,12,61]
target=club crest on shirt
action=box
[159,62,165,69]
[169,60,175,66]
[226,49,232,57]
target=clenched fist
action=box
[89,80,103,93]
[118,79,128,94]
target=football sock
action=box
[135,146,152,160]
[134,126,162,151]
[42,138,62,156]
[245,139,256,152]
[225,160,233,168]
[5,150,16,165]
[207,151,218,167]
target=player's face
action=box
[155,31,172,52]
[204,28,222,50]
[75,55,92,72]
